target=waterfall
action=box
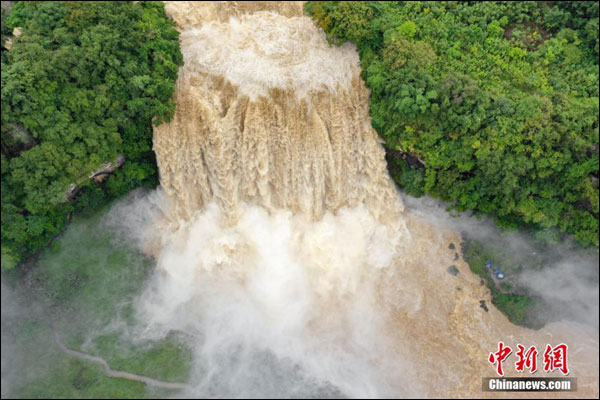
[153,4,401,224]
[130,2,600,397]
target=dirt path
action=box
[53,329,191,391]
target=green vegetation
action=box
[2,206,191,398]
[461,239,551,329]
[1,1,183,269]
[7,320,184,399]
[306,1,599,246]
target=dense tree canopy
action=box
[307,1,599,246]
[1,1,182,269]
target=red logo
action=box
[488,343,569,376]
[543,343,569,375]
[515,344,538,373]
[488,341,512,376]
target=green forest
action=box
[1,1,182,269]
[1,1,599,271]
[306,1,599,246]
[1,2,598,398]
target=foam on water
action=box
[130,2,600,397]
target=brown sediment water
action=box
[141,2,599,397]
[155,2,401,224]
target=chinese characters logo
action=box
[488,342,569,376]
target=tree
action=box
[1,1,183,268]
[307,1,599,246]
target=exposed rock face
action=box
[66,155,126,201]
[90,155,126,183]
[448,265,460,276]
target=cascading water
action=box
[153,3,402,224]
[131,2,599,397]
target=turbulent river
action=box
[121,1,600,397]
